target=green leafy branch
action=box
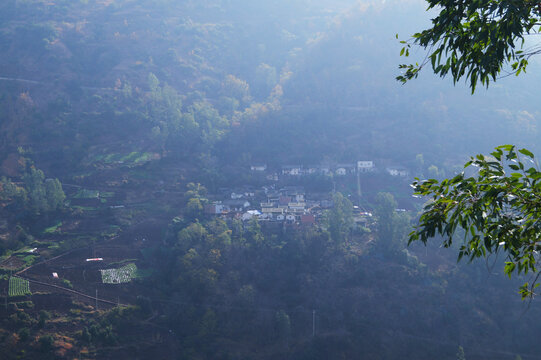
[410,145,541,299]
[397,0,541,92]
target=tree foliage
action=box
[373,192,411,257]
[397,0,541,92]
[398,0,541,299]
[325,192,353,245]
[410,145,541,298]
[374,192,397,245]
[1,167,65,215]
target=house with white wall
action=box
[357,161,375,173]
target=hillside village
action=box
[205,160,411,227]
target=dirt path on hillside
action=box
[18,276,126,307]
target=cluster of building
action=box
[204,186,331,226]
[251,161,409,178]
[203,160,410,227]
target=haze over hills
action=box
[2,0,540,172]
[1,0,541,359]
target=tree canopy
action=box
[397,0,541,92]
[400,1,541,297]
[410,146,541,298]
[1,167,65,216]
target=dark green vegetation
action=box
[0,0,540,359]
[399,0,541,300]
[397,0,541,91]
[410,146,541,299]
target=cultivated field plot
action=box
[0,256,25,270]
[9,277,31,297]
[74,189,100,199]
[100,263,138,284]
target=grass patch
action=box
[43,221,62,234]
[121,151,140,162]
[100,226,121,239]
[132,152,154,164]
[19,254,37,266]
[61,279,73,289]
[73,189,100,199]
[12,247,33,254]
[102,153,119,163]
[107,259,137,267]
[72,205,99,211]
[100,151,154,166]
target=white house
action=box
[224,199,250,211]
[335,167,347,176]
[357,161,375,173]
[259,213,270,220]
[250,164,267,171]
[386,166,409,177]
[336,164,356,175]
[231,192,244,199]
[282,165,302,176]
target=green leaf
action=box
[504,262,516,277]
[519,148,534,158]
[496,145,514,152]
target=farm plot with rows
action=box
[9,277,31,297]
[100,263,137,284]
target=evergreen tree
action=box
[456,346,466,360]
[326,192,353,245]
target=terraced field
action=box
[9,277,31,297]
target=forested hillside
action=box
[1,0,541,359]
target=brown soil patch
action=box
[0,256,25,270]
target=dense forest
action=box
[1,0,541,359]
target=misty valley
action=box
[1,1,541,359]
